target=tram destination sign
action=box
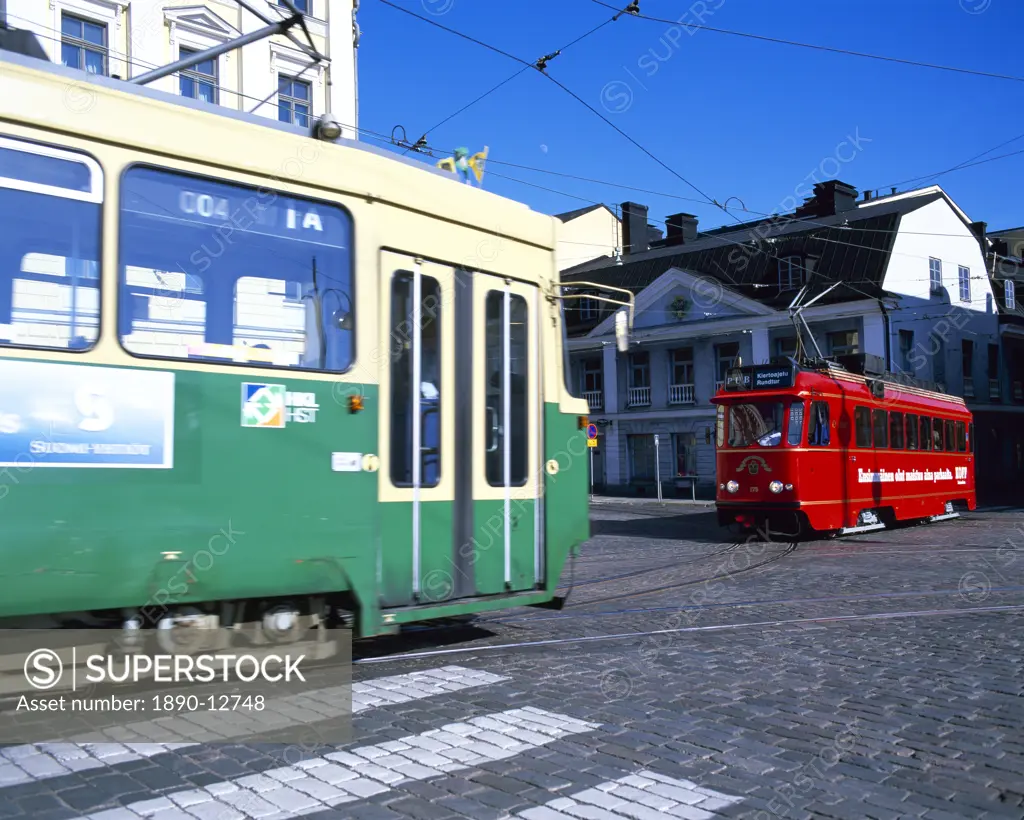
[725,364,795,391]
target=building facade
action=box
[560,184,1023,504]
[3,0,358,140]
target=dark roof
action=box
[561,191,946,312]
[555,204,617,223]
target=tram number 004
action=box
[180,191,230,220]
[955,466,968,480]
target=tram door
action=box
[377,254,541,609]
[471,273,542,596]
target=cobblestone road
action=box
[3,502,1024,820]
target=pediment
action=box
[164,5,240,40]
[589,267,774,336]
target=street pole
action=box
[589,447,594,501]
[654,434,663,502]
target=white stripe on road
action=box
[77,708,601,820]
[516,770,743,820]
[0,665,507,788]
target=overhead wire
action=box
[394,9,623,155]
[588,0,1024,85]
[19,7,1008,301]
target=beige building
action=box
[3,0,359,140]
[555,204,622,273]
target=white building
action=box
[560,183,1016,500]
[3,0,359,140]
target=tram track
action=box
[354,603,1024,666]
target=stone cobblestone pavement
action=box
[2,504,1024,819]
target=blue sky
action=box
[356,0,1024,246]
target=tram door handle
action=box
[486,406,501,452]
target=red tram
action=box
[711,355,976,537]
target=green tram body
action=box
[0,49,590,640]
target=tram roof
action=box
[712,360,968,411]
[0,46,559,253]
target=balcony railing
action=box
[668,383,696,405]
[963,377,974,398]
[627,386,651,407]
[583,390,603,410]
[990,378,1001,400]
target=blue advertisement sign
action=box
[0,360,174,469]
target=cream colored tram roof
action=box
[0,48,558,256]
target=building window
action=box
[778,256,802,290]
[281,0,309,12]
[899,330,914,372]
[1007,280,1016,311]
[670,348,693,385]
[179,48,218,104]
[962,339,973,391]
[629,351,649,388]
[61,14,107,75]
[627,434,656,482]
[775,337,797,359]
[674,433,697,476]
[580,358,602,395]
[278,75,311,128]
[828,330,859,356]
[715,342,739,384]
[579,296,598,321]
[929,257,942,293]
[958,265,971,303]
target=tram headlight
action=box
[726,480,739,493]
[769,480,784,494]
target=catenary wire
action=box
[589,0,1024,85]
[398,7,624,155]
[17,9,1010,298]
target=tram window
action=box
[920,417,931,450]
[889,411,904,449]
[906,414,919,450]
[956,421,967,452]
[855,406,872,447]
[945,420,955,452]
[872,409,888,448]
[728,402,783,447]
[118,166,353,372]
[0,136,102,352]
[787,401,805,446]
[485,291,529,487]
[808,402,830,446]
[390,272,441,488]
[932,419,944,451]
[969,422,975,452]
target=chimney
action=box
[863,190,872,202]
[794,180,858,218]
[621,201,649,255]
[665,213,699,246]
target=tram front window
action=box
[728,401,784,447]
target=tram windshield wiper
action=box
[728,402,784,448]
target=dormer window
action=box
[580,296,598,321]
[778,256,803,290]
